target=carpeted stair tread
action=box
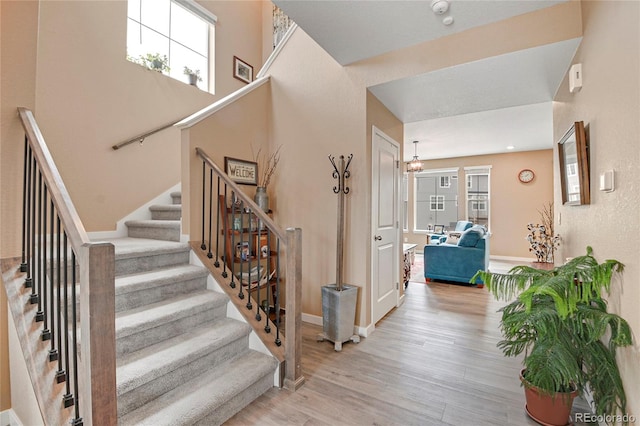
[115,264,209,312]
[125,219,180,227]
[107,237,190,259]
[118,350,277,426]
[170,191,182,205]
[115,290,227,340]
[149,204,182,220]
[116,265,208,296]
[100,238,191,274]
[149,204,181,212]
[125,220,181,242]
[117,318,251,394]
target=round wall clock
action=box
[518,169,535,183]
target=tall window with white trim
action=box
[414,169,459,232]
[127,0,216,91]
[465,166,491,229]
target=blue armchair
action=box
[423,225,490,287]
[429,220,473,245]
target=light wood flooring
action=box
[225,259,591,426]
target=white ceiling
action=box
[273,0,581,161]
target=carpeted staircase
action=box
[99,192,277,425]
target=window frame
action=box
[127,0,216,91]
[412,168,459,234]
[464,166,491,230]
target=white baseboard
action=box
[0,409,23,426]
[302,313,374,338]
[88,183,181,240]
[490,255,534,263]
[302,312,322,326]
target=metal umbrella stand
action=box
[317,154,360,351]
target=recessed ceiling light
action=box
[507,145,515,150]
[442,16,454,26]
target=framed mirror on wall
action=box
[558,121,590,205]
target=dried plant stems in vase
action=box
[526,202,560,264]
[252,145,282,212]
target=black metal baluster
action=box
[71,249,83,423]
[56,220,67,383]
[200,161,206,250]
[47,198,57,358]
[20,137,29,273]
[32,167,43,316]
[246,210,254,311]
[51,213,62,365]
[221,186,228,278]
[58,230,68,385]
[229,195,237,289]
[214,176,221,268]
[207,169,214,258]
[237,208,245,300]
[41,191,52,342]
[29,157,38,299]
[69,253,81,426]
[24,145,33,288]
[264,230,272,334]
[274,239,282,346]
[253,212,261,317]
[62,240,73,407]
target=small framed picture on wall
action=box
[233,56,253,84]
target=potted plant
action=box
[129,53,170,74]
[472,247,632,426]
[183,66,202,86]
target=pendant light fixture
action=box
[407,140,423,173]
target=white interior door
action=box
[371,127,400,325]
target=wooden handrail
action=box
[195,147,304,391]
[17,107,117,425]
[195,147,286,242]
[18,108,91,249]
[111,118,183,150]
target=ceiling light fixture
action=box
[507,145,515,150]
[407,140,423,173]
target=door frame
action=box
[370,125,401,329]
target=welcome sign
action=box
[224,157,258,185]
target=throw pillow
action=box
[458,227,484,247]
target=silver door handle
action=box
[374,235,382,241]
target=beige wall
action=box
[268,30,369,323]
[403,150,554,259]
[1,0,266,416]
[182,82,271,240]
[1,0,40,414]
[12,0,266,237]
[553,0,639,416]
[263,5,582,327]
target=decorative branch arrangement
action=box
[328,154,353,291]
[252,145,282,187]
[526,202,561,263]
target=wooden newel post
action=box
[284,227,305,390]
[80,242,117,425]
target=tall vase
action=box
[254,186,269,212]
